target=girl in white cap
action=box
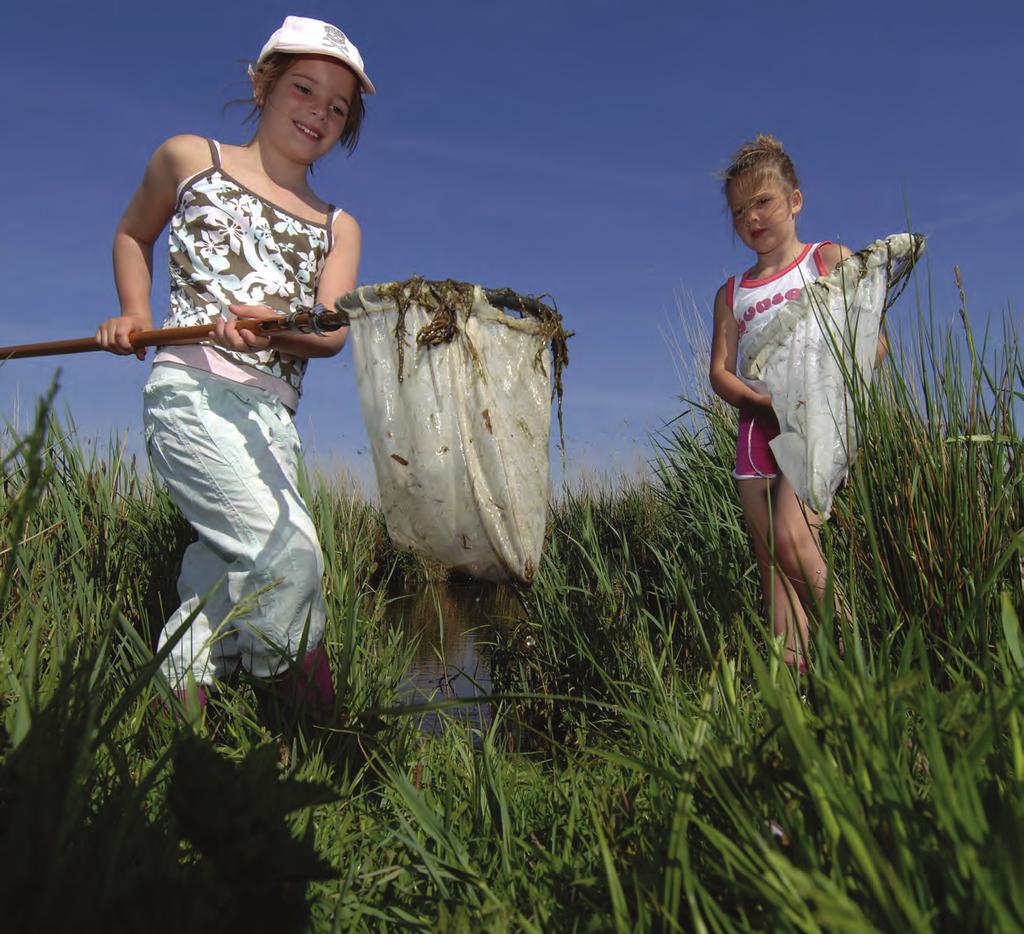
[708,133,859,673]
[96,16,375,712]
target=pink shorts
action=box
[734,408,779,480]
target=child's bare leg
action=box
[771,476,834,661]
[737,478,807,663]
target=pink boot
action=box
[304,643,337,708]
[173,683,208,713]
[277,644,336,710]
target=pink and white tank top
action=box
[725,242,831,391]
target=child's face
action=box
[257,55,359,161]
[727,174,803,254]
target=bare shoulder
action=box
[712,282,737,340]
[710,280,738,370]
[712,280,734,318]
[330,209,361,244]
[152,134,212,181]
[817,241,854,275]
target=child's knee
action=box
[264,518,324,589]
[290,544,326,604]
[269,543,324,610]
[777,540,825,587]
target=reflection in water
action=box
[387,583,521,733]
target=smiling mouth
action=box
[293,121,322,141]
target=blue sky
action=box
[1,0,1020,487]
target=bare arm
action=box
[217,212,361,358]
[708,283,773,412]
[818,242,888,366]
[97,135,209,356]
[875,324,890,367]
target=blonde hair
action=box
[720,133,799,199]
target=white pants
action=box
[143,364,326,687]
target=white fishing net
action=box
[739,233,924,517]
[337,279,568,583]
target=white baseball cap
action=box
[256,16,375,95]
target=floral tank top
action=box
[159,139,338,399]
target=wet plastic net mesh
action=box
[739,233,925,516]
[336,278,572,583]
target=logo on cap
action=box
[322,25,351,55]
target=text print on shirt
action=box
[737,287,803,335]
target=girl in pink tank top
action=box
[708,133,861,673]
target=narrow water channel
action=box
[385,583,521,733]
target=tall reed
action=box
[1,279,1021,930]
